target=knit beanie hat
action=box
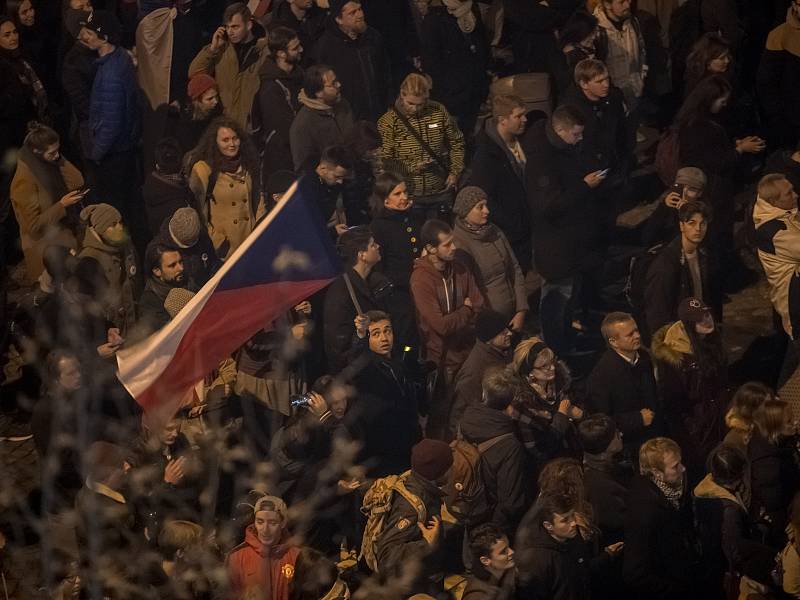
[168,207,201,248]
[79,10,122,45]
[411,439,453,481]
[453,186,487,218]
[328,0,349,17]
[187,74,217,101]
[675,167,707,190]
[677,297,711,325]
[475,309,509,342]
[164,288,196,319]
[80,203,121,233]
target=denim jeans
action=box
[539,275,581,355]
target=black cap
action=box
[79,10,121,45]
[475,310,509,342]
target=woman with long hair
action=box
[10,122,85,283]
[368,171,423,352]
[651,297,727,484]
[675,75,763,260]
[510,337,583,472]
[188,116,264,260]
[684,33,732,97]
[749,397,800,544]
[724,381,775,451]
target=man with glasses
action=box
[289,64,354,171]
[586,312,660,462]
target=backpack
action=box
[443,434,514,524]
[655,127,680,187]
[359,471,426,573]
[624,242,665,326]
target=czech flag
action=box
[116,178,340,422]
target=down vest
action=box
[88,47,140,162]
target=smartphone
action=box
[598,168,610,177]
[672,183,684,197]
[77,187,91,196]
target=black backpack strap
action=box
[392,108,450,175]
[205,169,219,227]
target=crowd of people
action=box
[2,0,800,598]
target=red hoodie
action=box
[410,256,485,370]
[226,525,300,600]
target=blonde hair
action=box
[639,437,681,477]
[399,72,432,98]
[511,336,555,377]
[758,173,789,205]
[492,94,526,119]
[158,520,203,556]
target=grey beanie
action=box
[675,167,707,189]
[80,203,121,233]
[453,186,488,218]
[164,287,196,319]
[168,207,201,249]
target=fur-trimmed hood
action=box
[651,321,694,367]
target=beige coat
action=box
[188,38,269,129]
[189,160,264,259]
[10,157,83,283]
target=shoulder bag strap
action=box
[476,432,514,454]
[392,108,450,175]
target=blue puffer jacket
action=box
[88,47,140,161]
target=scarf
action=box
[219,155,242,174]
[0,48,48,119]
[153,171,186,187]
[298,88,332,112]
[649,471,684,509]
[442,0,476,33]
[456,216,494,241]
[18,145,68,203]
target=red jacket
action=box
[410,257,484,370]
[226,526,300,600]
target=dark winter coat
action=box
[461,569,516,600]
[515,520,591,600]
[644,236,718,338]
[370,208,424,289]
[451,340,511,427]
[310,23,391,122]
[693,474,776,589]
[459,404,527,536]
[88,47,140,161]
[289,97,355,171]
[758,12,800,145]
[255,59,302,176]
[346,350,421,478]
[419,5,489,125]
[323,268,392,371]
[0,50,41,154]
[764,148,800,192]
[748,430,800,532]
[525,118,600,281]
[62,43,98,123]
[165,101,222,156]
[585,348,659,452]
[466,118,532,272]
[270,1,326,59]
[701,0,746,49]
[583,458,628,546]
[651,322,727,477]
[142,172,193,236]
[562,84,630,174]
[623,474,699,598]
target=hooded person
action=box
[651,297,727,483]
[226,494,300,600]
[78,203,138,332]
